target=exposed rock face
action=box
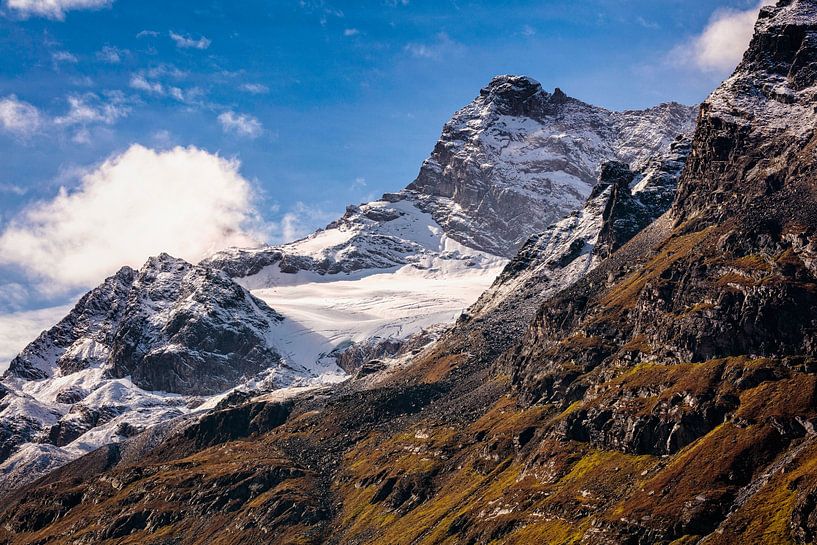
[7,268,135,381]
[449,136,692,364]
[673,0,817,225]
[408,75,696,257]
[7,254,285,395]
[509,0,817,408]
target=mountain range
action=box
[5,0,816,543]
[0,73,695,493]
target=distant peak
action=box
[141,253,191,273]
[478,74,553,116]
[484,74,542,91]
[480,74,543,101]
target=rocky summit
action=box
[407,75,696,257]
[8,1,817,544]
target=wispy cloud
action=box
[129,70,200,104]
[218,111,263,138]
[52,50,78,64]
[130,74,164,94]
[343,28,360,37]
[96,45,126,63]
[5,0,112,20]
[635,16,659,30]
[169,31,211,50]
[145,64,187,79]
[297,0,344,27]
[239,83,269,94]
[404,32,463,60]
[0,96,43,137]
[0,183,27,195]
[136,29,159,38]
[54,93,129,127]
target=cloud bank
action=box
[0,145,266,294]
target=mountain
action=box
[407,75,696,257]
[0,254,328,495]
[6,254,295,394]
[0,77,694,496]
[202,77,695,371]
[2,2,815,544]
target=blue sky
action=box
[0,0,768,339]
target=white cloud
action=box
[673,0,774,73]
[343,28,359,37]
[0,95,42,137]
[146,64,187,79]
[96,45,125,63]
[218,111,263,138]
[0,304,72,372]
[136,29,159,38]
[239,83,269,94]
[0,145,266,294]
[129,74,163,94]
[52,50,78,63]
[130,74,200,104]
[168,86,185,101]
[169,31,211,50]
[54,93,129,126]
[5,0,111,20]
